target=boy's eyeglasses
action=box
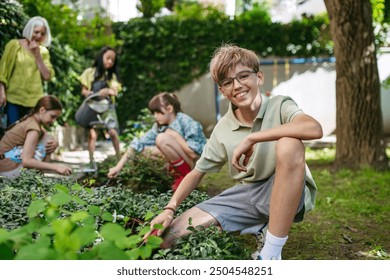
[219,70,257,89]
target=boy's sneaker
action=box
[251,230,265,259]
[251,223,268,260]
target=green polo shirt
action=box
[195,94,317,211]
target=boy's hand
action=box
[232,138,255,172]
[143,209,174,239]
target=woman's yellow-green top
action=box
[0,39,55,107]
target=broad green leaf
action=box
[52,219,72,236]
[70,211,90,222]
[27,199,47,218]
[96,241,128,260]
[144,211,155,221]
[71,183,82,191]
[0,243,14,260]
[54,184,69,193]
[115,235,142,249]
[101,211,113,222]
[139,244,152,260]
[139,226,151,236]
[85,188,93,194]
[72,195,87,206]
[88,205,101,215]
[99,223,127,241]
[0,229,10,243]
[146,235,163,247]
[45,207,60,221]
[50,192,72,207]
[154,224,164,230]
[37,225,54,236]
[126,248,140,260]
[70,226,97,247]
[14,243,56,260]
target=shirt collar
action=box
[226,94,269,131]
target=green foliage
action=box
[125,154,173,193]
[112,10,332,124]
[371,0,389,47]
[371,0,385,23]
[0,181,162,260]
[46,38,87,125]
[154,224,251,260]
[120,107,155,144]
[0,170,75,230]
[17,0,118,56]
[173,1,228,20]
[0,169,212,260]
[95,152,173,193]
[0,1,28,56]
[18,0,87,51]
[137,0,166,18]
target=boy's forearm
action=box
[248,114,323,143]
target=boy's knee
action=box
[275,137,305,167]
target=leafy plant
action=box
[153,221,251,260]
[95,153,173,193]
[0,183,162,260]
[120,107,155,144]
[0,1,28,56]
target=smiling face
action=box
[219,63,264,110]
[102,50,116,70]
[31,25,47,44]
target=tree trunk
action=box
[324,0,388,169]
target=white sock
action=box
[259,230,288,260]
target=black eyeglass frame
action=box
[218,70,257,89]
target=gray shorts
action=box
[196,175,305,233]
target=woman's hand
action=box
[231,137,255,172]
[29,40,41,56]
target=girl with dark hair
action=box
[79,46,122,163]
[108,92,207,191]
[0,95,72,178]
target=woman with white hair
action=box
[0,16,55,126]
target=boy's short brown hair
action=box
[209,44,260,85]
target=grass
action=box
[199,147,390,260]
